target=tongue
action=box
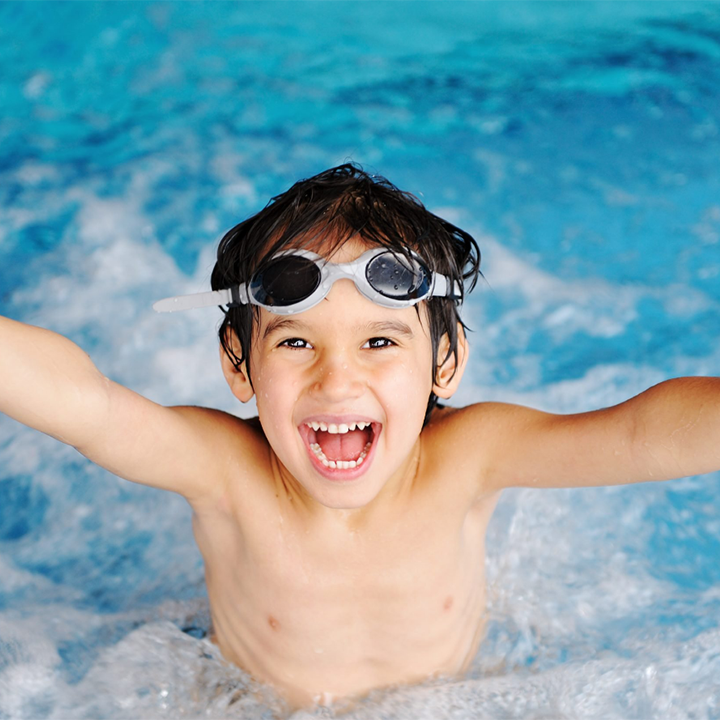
[316,428,370,461]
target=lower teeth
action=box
[310,442,372,469]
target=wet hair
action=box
[211,163,481,425]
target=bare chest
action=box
[192,493,498,702]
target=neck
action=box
[271,441,422,531]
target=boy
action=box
[1,164,719,708]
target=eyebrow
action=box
[262,317,415,340]
[263,317,310,339]
[363,320,415,338]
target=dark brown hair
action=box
[211,163,481,424]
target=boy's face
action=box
[225,239,460,512]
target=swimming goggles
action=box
[153,248,461,315]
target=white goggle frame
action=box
[153,248,460,315]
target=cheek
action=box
[380,357,434,410]
[253,367,298,432]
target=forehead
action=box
[322,235,374,263]
[260,313,422,341]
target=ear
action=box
[219,331,255,403]
[432,323,469,399]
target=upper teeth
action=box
[305,421,370,433]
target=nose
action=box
[310,354,365,403]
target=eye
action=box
[363,337,396,350]
[279,338,312,350]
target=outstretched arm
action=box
[470,377,720,491]
[0,315,255,501]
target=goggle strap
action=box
[431,274,447,297]
[153,288,232,313]
[230,284,249,307]
[429,275,462,301]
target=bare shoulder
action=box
[422,401,533,447]
[419,401,560,495]
[170,405,267,452]
[419,402,517,496]
[76,380,273,502]
[163,406,272,499]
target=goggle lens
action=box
[250,255,321,307]
[365,253,430,299]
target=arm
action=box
[0,315,258,501]
[471,377,720,491]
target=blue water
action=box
[1,2,720,718]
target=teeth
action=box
[309,441,372,470]
[306,421,372,435]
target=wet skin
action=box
[190,240,500,705]
[193,433,500,707]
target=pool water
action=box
[1,2,720,718]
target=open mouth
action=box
[299,419,380,474]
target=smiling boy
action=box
[1,164,720,707]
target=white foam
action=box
[0,663,60,720]
[331,628,720,720]
[0,557,59,596]
[51,621,283,720]
[422,218,718,419]
[9,186,247,416]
